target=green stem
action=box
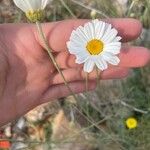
[36,21,77,100]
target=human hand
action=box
[0,18,149,126]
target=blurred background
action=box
[0,0,150,149]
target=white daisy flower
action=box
[13,0,51,22]
[67,19,122,73]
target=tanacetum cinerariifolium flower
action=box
[67,19,122,73]
[13,0,51,22]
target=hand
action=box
[0,18,149,127]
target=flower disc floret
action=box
[25,9,44,22]
[86,39,104,55]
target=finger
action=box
[119,46,150,67]
[55,46,150,69]
[41,81,96,104]
[34,18,142,52]
[50,67,129,85]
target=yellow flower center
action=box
[25,9,44,23]
[126,118,137,129]
[86,39,104,55]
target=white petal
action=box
[90,55,100,62]
[42,0,51,9]
[13,0,44,11]
[82,25,91,40]
[67,41,86,54]
[108,56,120,65]
[106,42,121,48]
[95,21,106,39]
[94,21,102,39]
[102,52,113,60]
[70,30,87,45]
[75,27,89,42]
[83,22,95,39]
[96,57,108,71]
[92,19,101,38]
[76,54,89,64]
[104,29,118,43]
[95,57,108,70]
[103,43,121,54]
[13,0,29,12]
[89,22,95,39]
[28,0,41,10]
[104,46,121,55]
[102,52,120,65]
[83,60,95,73]
[70,37,86,47]
[100,23,112,40]
[112,36,122,42]
[83,24,92,40]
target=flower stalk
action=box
[36,21,77,100]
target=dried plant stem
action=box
[120,101,148,114]
[36,21,77,100]
[71,0,109,18]
[60,0,77,18]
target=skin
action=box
[0,18,149,127]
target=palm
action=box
[0,19,149,126]
[0,24,53,121]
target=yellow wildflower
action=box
[126,117,138,129]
